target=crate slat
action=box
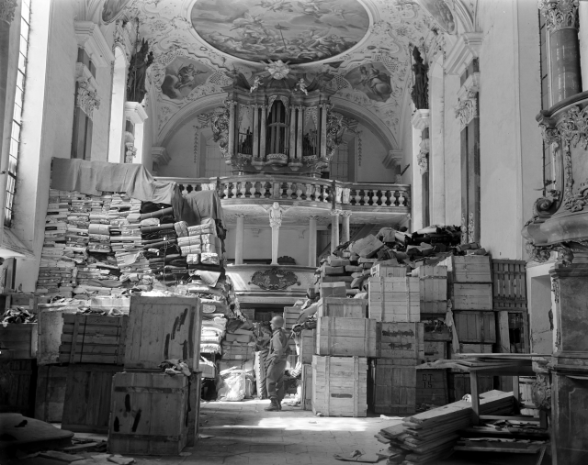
[373,360,416,415]
[453,311,496,343]
[302,364,313,411]
[376,322,424,363]
[492,259,527,311]
[35,365,67,422]
[451,283,493,310]
[368,277,420,322]
[416,368,449,408]
[317,298,367,318]
[441,256,492,283]
[316,317,377,357]
[0,324,38,359]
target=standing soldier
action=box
[265,315,290,411]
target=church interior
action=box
[0,0,585,464]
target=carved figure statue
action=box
[325,111,346,160]
[210,106,230,158]
[127,39,154,103]
[411,47,429,110]
[250,75,263,93]
[295,78,308,96]
[269,202,284,227]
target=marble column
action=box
[252,105,259,158]
[269,202,283,265]
[234,214,245,265]
[228,100,236,158]
[260,105,267,159]
[330,209,341,253]
[548,263,588,464]
[341,211,352,243]
[540,0,581,105]
[308,215,318,267]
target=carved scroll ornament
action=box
[249,267,300,291]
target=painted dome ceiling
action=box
[115,0,458,144]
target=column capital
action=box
[0,0,17,24]
[308,215,321,221]
[539,0,579,32]
[235,213,246,219]
[330,209,343,217]
[340,210,353,218]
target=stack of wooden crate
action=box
[108,296,202,455]
[368,265,425,415]
[310,298,372,417]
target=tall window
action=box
[5,0,31,227]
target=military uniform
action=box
[266,327,289,404]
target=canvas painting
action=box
[345,63,393,103]
[161,58,214,100]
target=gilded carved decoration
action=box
[249,267,300,291]
[0,0,16,23]
[210,105,230,159]
[539,0,579,32]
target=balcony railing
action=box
[155,175,410,208]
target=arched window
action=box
[108,47,127,163]
[266,100,287,154]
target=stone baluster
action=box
[249,181,257,198]
[398,190,407,207]
[239,181,247,198]
[373,190,381,206]
[295,183,303,200]
[231,182,238,198]
[306,183,314,201]
[286,182,293,199]
[223,182,230,199]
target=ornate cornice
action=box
[445,32,483,75]
[539,0,579,32]
[74,21,114,67]
[0,0,17,24]
[75,63,100,119]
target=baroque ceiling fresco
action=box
[116,0,455,145]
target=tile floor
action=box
[125,399,550,465]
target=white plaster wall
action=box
[225,227,310,266]
[355,123,396,183]
[159,122,200,178]
[477,0,542,259]
[443,74,462,226]
[429,56,445,225]
[410,121,423,231]
[90,65,113,161]
[14,0,77,290]
[527,263,554,354]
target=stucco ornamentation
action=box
[526,241,556,263]
[417,138,430,175]
[76,78,101,120]
[454,97,477,130]
[265,60,290,80]
[269,202,284,228]
[539,0,579,32]
[0,0,17,24]
[325,110,346,162]
[249,267,300,291]
[539,123,560,147]
[460,213,468,244]
[531,374,552,410]
[210,105,230,159]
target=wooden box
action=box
[320,282,347,298]
[317,298,367,318]
[0,359,37,416]
[453,311,496,343]
[125,296,202,372]
[441,255,492,283]
[451,283,493,310]
[298,329,316,364]
[368,277,420,322]
[424,340,448,362]
[376,322,424,363]
[316,317,377,357]
[38,309,75,365]
[423,320,452,342]
[415,266,448,302]
[453,343,493,355]
[373,360,416,415]
[5,293,38,313]
[58,314,127,365]
[109,372,190,455]
[0,323,38,359]
[221,343,254,360]
[35,365,67,422]
[416,368,449,408]
[492,259,527,311]
[449,373,495,402]
[370,265,407,278]
[497,311,530,354]
[301,363,312,411]
[312,355,368,417]
[283,306,301,331]
[187,372,202,447]
[62,364,122,433]
[420,301,448,315]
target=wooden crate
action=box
[283,306,301,331]
[59,314,128,365]
[312,355,368,417]
[109,372,190,455]
[497,311,530,354]
[415,266,448,302]
[221,343,255,359]
[373,360,416,415]
[452,343,494,356]
[449,373,495,402]
[35,365,67,422]
[368,277,420,322]
[376,322,424,363]
[370,265,407,278]
[298,329,316,364]
[423,319,452,342]
[441,256,492,283]
[125,296,202,372]
[301,364,312,411]
[320,282,347,298]
[0,359,37,416]
[420,301,448,315]
[316,317,377,357]
[416,368,449,408]
[5,293,38,313]
[492,259,527,311]
[317,298,367,318]
[451,283,493,310]
[0,324,38,359]
[38,309,74,365]
[187,372,202,447]
[453,311,496,343]
[62,364,122,433]
[424,341,448,362]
